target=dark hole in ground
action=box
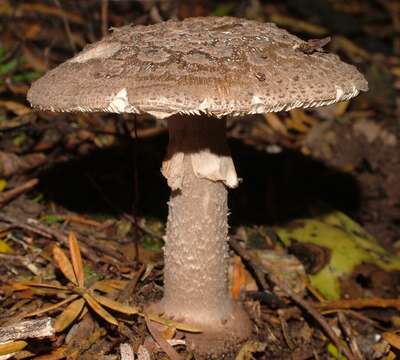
[38,133,361,225]
[355,273,373,289]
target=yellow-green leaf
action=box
[0,340,27,356]
[146,312,202,333]
[0,239,13,253]
[53,245,77,285]
[82,292,118,326]
[276,211,400,300]
[0,179,7,192]
[54,298,85,332]
[68,232,84,287]
[92,293,139,315]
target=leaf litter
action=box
[0,0,400,359]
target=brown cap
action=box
[28,16,368,118]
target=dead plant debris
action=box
[0,0,400,359]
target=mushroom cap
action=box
[28,16,368,119]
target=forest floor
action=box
[0,1,400,359]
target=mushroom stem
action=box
[158,115,251,351]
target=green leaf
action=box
[0,59,17,76]
[12,70,41,83]
[212,3,235,16]
[276,211,400,300]
[40,214,65,224]
[0,47,6,63]
[13,132,27,147]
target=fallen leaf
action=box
[235,340,267,360]
[0,340,27,356]
[0,100,31,116]
[68,233,84,287]
[145,315,182,360]
[54,298,85,332]
[0,239,13,253]
[34,346,66,360]
[90,279,128,293]
[276,211,400,300]
[82,292,118,326]
[53,245,78,285]
[92,293,139,315]
[24,295,78,318]
[146,312,202,333]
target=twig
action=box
[337,312,363,360]
[144,314,182,360]
[120,343,135,360]
[0,213,52,239]
[52,0,76,53]
[0,317,54,343]
[0,213,99,263]
[117,264,145,303]
[0,178,39,207]
[228,238,355,360]
[101,0,109,37]
[317,298,400,311]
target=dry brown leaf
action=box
[264,113,288,135]
[24,295,78,318]
[82,292,118,326]
[68,232,84,287]
[270,14,328,36]
[333,36,371,61]
[235,340,267,360]
[147,312,202,333]
[77,305,89,321]
[54,298,86,332]
[21,281,68,291]
[0,340,27,356]
[53,245,77,285]
[335,101,350,117]
[383,333,400,351]
[0,101,31,116]
[162,326,176,340]
[22,45,48,72]
[92,293,139,315]
[64,215,102,227]
[90,279,128,293]
[19,3,84,24]
[34,346,66,360]
[231,256,247,300]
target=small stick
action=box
[52,0,76,53]
[144,314,182,360]
[0,213,99,263]
[101,0,109,37]
[228,238,355,360]
[0,178,39,207]
[0,317,54,343]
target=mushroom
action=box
[27,17,368,356]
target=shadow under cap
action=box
[27,16,368,118]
